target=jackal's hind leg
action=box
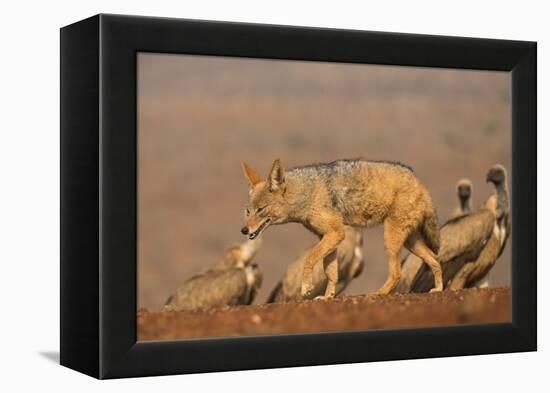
[377,220,409,295]
[406,232,443,292]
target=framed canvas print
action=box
[60,14,536,379]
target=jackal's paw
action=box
[301,282,313,297]
[429,286,443,293]
[313,295,334,301]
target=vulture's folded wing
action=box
[410,209,495,292]
[165,269,248,311]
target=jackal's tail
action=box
[421,207,440,254]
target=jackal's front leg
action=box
[301,228,345,298]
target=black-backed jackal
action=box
[240,158,443,297]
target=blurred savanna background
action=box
[138,53,510,310]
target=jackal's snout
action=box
[241,217,271,240]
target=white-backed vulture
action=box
[267,226,364,302]
[448,165,510,289]
[163,238,263,311]
[392,178,474,294]
[410,165,509,292]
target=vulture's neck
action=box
[460,197,472,214]
[495,182,509,218]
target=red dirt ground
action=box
[137,287,510,341]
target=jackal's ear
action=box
[242,162,262,189]
[268,158,285,192]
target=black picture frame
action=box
[60,14,536,379]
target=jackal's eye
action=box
[245,208,250,216]
[257,206,265,213]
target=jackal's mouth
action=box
[249,218,271,240]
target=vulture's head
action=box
[456,178,473,204]
[213,237,263,270]
[486,164,507,186]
